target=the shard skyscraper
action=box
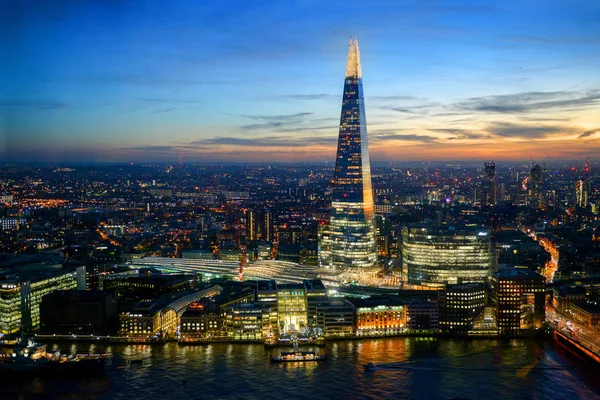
[319,38,377,271]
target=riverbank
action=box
[31,329,545,346]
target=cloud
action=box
[369,95,420,101]
[232,112,315,132]
[194,135,337,148]
[579,129,600,139]
[454,89,600,114]
[152,108,177,114]
[371,130,438,143]
[121,145,177,152]
[485,122,565,138]
[281,94,337,100]
[427,128,487,140]
[135,97,202,104]
[280,125,338,133]
[507,36,600,46]
[236,112,313,122]
[377,102,440,115]
[0,100,67,110]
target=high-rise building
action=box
[483,161,497,206]
[574,178,591,209]
[574,161,591,210]
[484,162,496,181]
[529,164,544,209]
[319,38,377,271]
[246,210,256,241]
[260,210,273,242]
[402,224,494,288]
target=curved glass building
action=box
[319,38,377,271]
[402,224,494,288]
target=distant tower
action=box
[319,38,377,271]
[529,164,544,209]
[484,162,497,206]
[246,210,256,241]
[129,152,134,166]
[574,158,591,209]
[484,162,496,181]
[262,210,273,242]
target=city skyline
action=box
[2,0,600,164]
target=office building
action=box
[402,224,494,288]
[320,38,377,271]
[0,265,84,334]
[529,164,544,209]
[439,283,486,334]
[246,210,257,241]
[491,269,545,334]
[406,300,439,331]
[40,290,118,335]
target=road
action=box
[547,306,600,356]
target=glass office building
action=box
[320,38,377,271]
[402,224,494,288]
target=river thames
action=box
[6,338,600,400]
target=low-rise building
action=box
[225,303,271,340]
[350,296,406,336]
[491,269,545,335]
[316,299,355,338]
[407,300,439,332]
[553,286,587,314]
[119,285,222,338]
[180,301,223,340]
[40,290,118,335]
[439,283,486,334]
[570,302,600,331]
[104,273,194,305]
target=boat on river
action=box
[0,339,106,377]
[270,335,326,363]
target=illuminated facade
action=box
[316,299,355,337]
[529,164,544,209]
[491,269,545,334]
[439,283,486,334]
[574,178,591,209]
[0,267,82,334]
[119,285,222,338]
[320,37,377,271]
[402,224,494,288]
[225,303,271,340]
[276,283,307,334]
[355,304,406,336]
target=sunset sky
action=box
[2,0,600,164]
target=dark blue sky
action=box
[2,0,600,163]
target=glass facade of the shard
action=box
[319,38,377,270]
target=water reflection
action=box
[5,339,600,400]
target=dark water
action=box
[6,338,600,400]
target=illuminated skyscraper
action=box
[246,210,256,241]
[319,38,377,270]
[574,159,591,209]
[529,164,544,209]
[483,161,497,206]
